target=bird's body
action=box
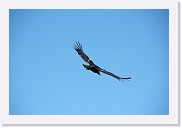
[82,64,101,75]
[74,41,131,81]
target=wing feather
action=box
[74,41,94,65]
[100,69,131,81]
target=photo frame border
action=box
[0,0,179,125]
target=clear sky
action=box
[9,9,169,115]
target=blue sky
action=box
[9,9,169,115]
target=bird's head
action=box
[82,64,90,70]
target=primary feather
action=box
[74,41,94,65]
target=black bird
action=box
[74,41,131,81]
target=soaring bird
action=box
[74,41,131,81]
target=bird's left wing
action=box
[100,69,131,81]
[74,41,94,65]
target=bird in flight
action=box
[74,41,131,81]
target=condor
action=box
[74,41,131,81]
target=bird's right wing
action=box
[74,41,94,65]
[100,69,131,81]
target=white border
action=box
[0,0,179,125]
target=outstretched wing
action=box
[74,41,94,65]
[100,69,131,81]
